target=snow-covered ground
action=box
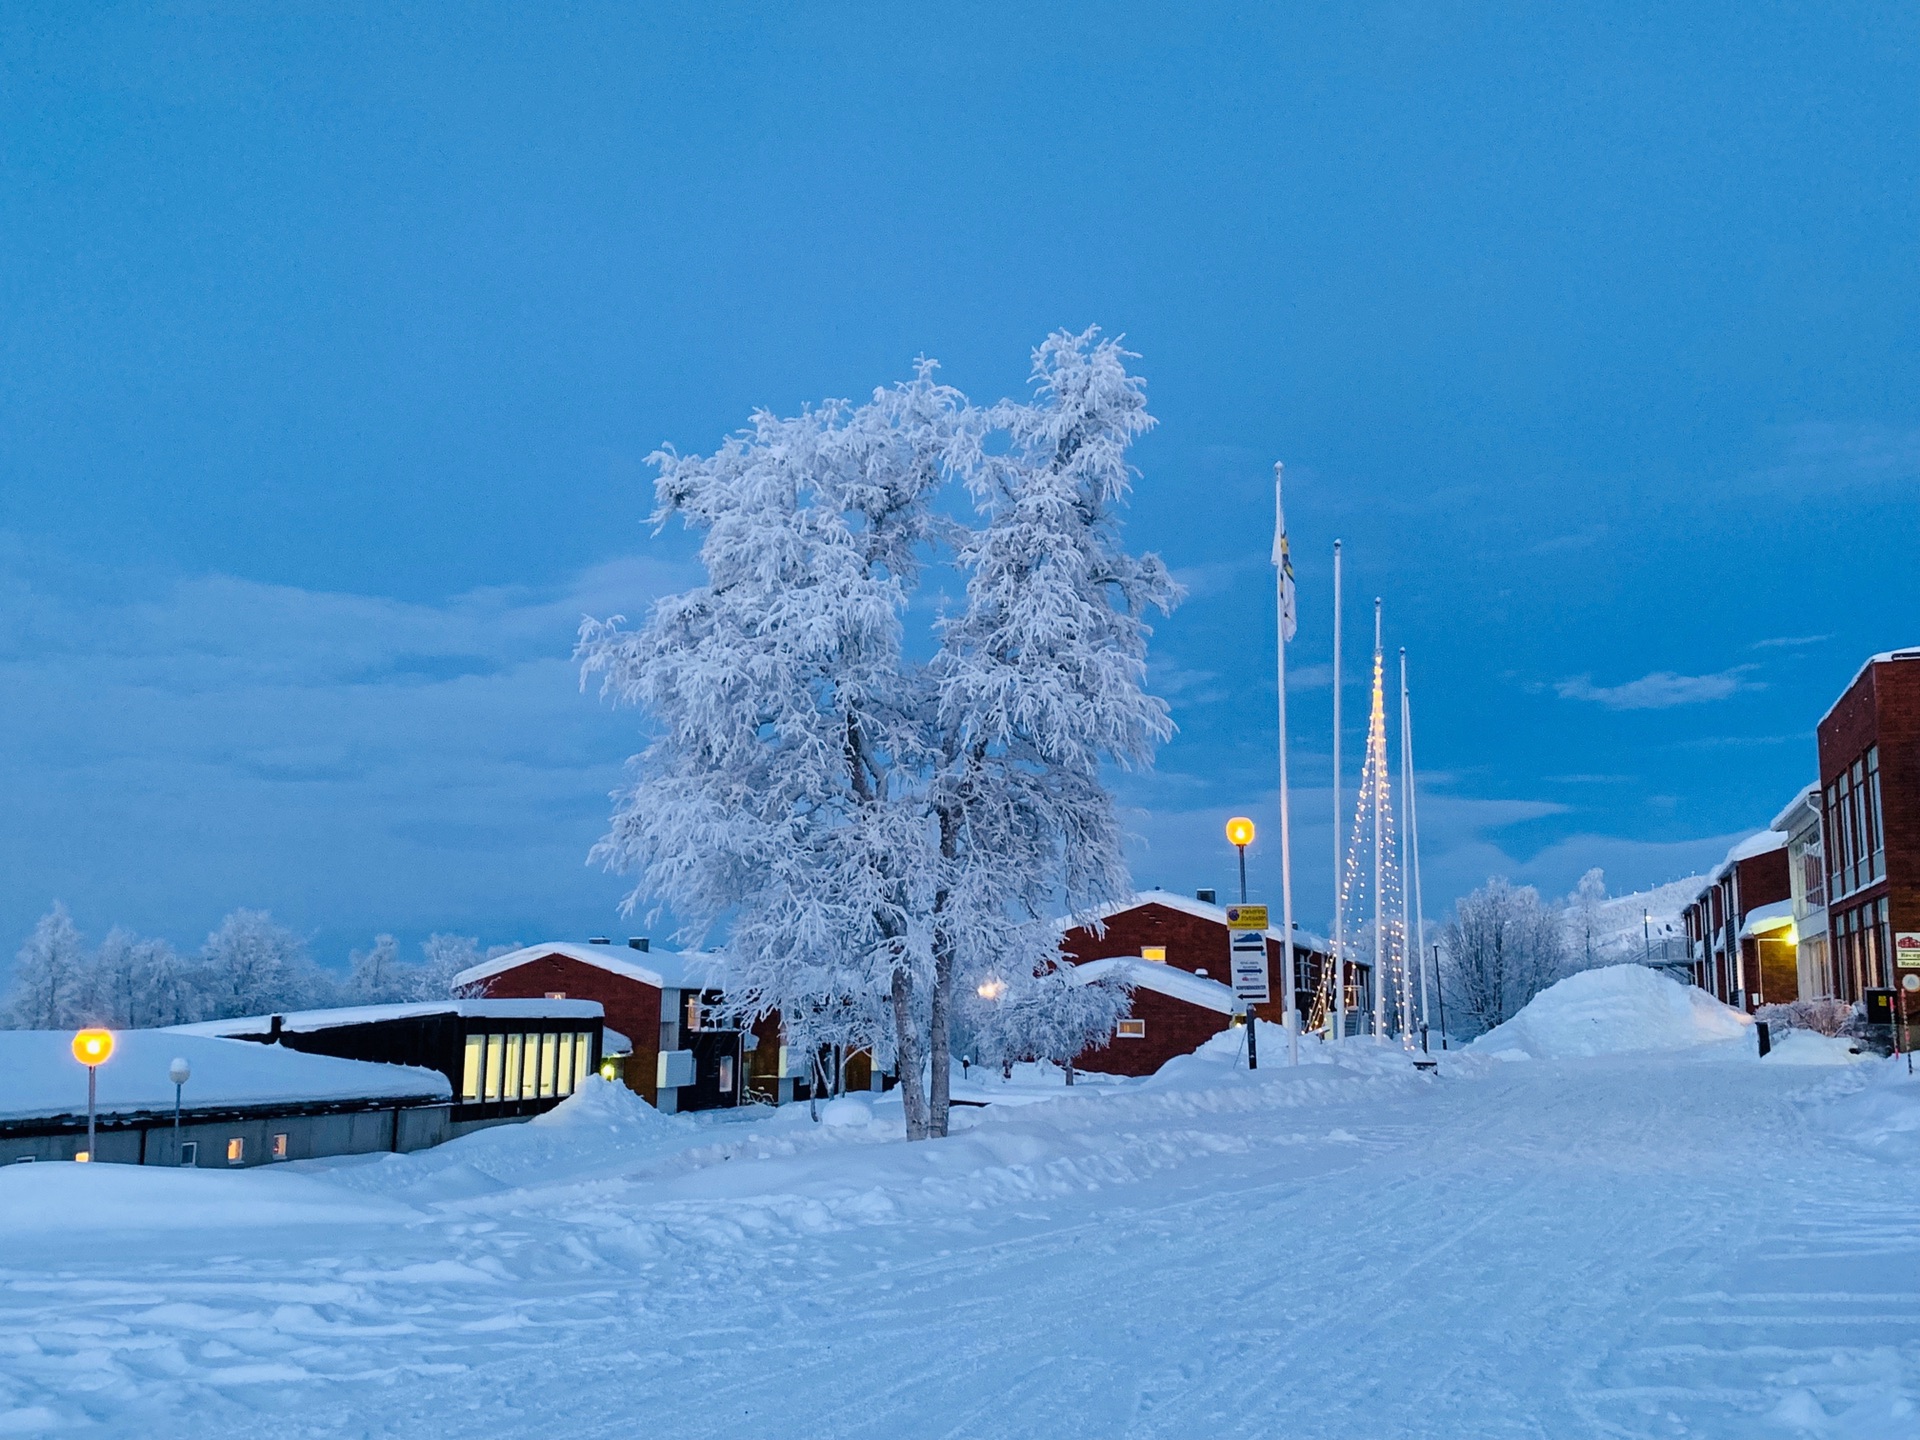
[3,973,1917,1438]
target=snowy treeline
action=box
[1436,868,1700,1036]
[3,903,500,1030]
[580,329,1175,1139]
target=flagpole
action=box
[1273,464,1299,1065]
[1372,598,1386,1044]
[1331,540,1343,1045]
[1405,654,1432,1038]
[1399,647,1417,1045]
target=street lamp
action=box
[1226,817,1256,903]
[169,1057,191,1159]
[70,1028,115,1162]
[1643,908,1652,965]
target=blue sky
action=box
[3,3,1916,971]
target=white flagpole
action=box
[1273,463,1298,1065]
[1399,647,1416,1045]
[1405,654,1432,1036]
[1372,598,1386,1045]
[1331,540,1344,1045]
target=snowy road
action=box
[2,1047,1916,1438]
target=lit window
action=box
[573,1032,590,1091]
[1117,1018,1147,1038]
[502,1034,523,1101]
[271,1133,288,1161]
[545,991,567,1000]
[227,1137,245,1165]
[539,1032,557,1098]
[484,1034,505,1101]
[718,1055,734,1093]
[521,1033,540,1096]
[74,1150,90,1164]
[1141,946,1166,963]
[556,1032,575,1096]
[461,1036,483,1101]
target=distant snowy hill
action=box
[1570,875,1702,966]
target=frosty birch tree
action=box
[5,903,87,1028]
[199,909,329,1018]
[1439,878,1568,1035]
[1569,868,1606,969]
[964,963,1132,1084]
[580,330,1175,1140]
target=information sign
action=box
[1225,904,1269,932]
[1898,932,1920,968]
[1229,929,1270,1003]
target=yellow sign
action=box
[1226,904,1269,931]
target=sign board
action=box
[1902,973,1920,993]
[1225,904,1269,931]
[1896,932,1920,968]
[1229,929,1270,1003]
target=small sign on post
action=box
[1896,932,1920,968]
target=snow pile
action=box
[0,1160,412,1236]
[1762,1030,1867,1066]
[1469,964,1751,1060]
[1826,1060,1920,1159]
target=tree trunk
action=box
[891,968,930,1140]
[1064,1059,1075,1087]
[928,933,953,1137]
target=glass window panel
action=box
[522,1033,540,1096]
[484,1034,505,1101]
[502,1035,523,1101]
[461,1036,483,1101]
[557,1032,574,1096]
[574,1032,591,1090]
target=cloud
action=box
[0,543,695,963]
[1750,634,1830,650]
[1554,667,1760,710]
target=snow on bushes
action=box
[1468,964,1751,1059]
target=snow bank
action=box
[1469,965,1751,1060]
[1826,1060,1920,1159]
[1762,1030,1867,1066]
[0,1160,412,1235]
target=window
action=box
[271,1133,288,1161]
[685,993,703,1032]
[521,1033,540,1097]
[502,1034,523,1101]
[1117,1018,1147,1038]
[718,1055,734,1093]
[539,1032,557,1098]
[557,1032,575,1096]
[227,1137,245,1166]
[573,1032,591,1091]
[462,1036,483,1102]
[484,1034,506,1101]
[545,991,567,1000]
[180,1141,197,1167]
[1140,946,1167,963]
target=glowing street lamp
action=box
[1226,817,1256,904]
[71,1028,115,1162]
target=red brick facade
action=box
[468,952,664,1103]
[1076,983,1234,1078]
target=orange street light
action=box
[71,1028,115,1163]
[1226,817,1256,903]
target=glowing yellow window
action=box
[461,1036,483,1101]
[271,1133,288,1160]
[521,1034,540,1096]
[573,1032,590,1090]
[484,1034,505,1101]
[556,1032,575,1096]
[1117,1019,1147,1039]
[227,1137,245,1165]
[502,1035,523,1101]
[539,1032,557,1097]
[1141,946,1166,963]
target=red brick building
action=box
[1816,650,1920,1001]
[1058,890,1354,1073]
[1683,831,1791,1010]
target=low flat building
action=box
[455,940,789,1112]
[0,1029,450,1166]
[174,998,610,1135]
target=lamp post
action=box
[1225,817,1259,1070]
[169,1057,191,1159]
[71,1028,115,1162]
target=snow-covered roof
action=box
[602,1027,632,1057]
[455,941,728,995]
[1738,900,1797,940]
[1820,648,1920,727]
[1770,783,1820,835]
[1069,957,1239,1015]
[170,998,604,1039]
[1711,828,1787,880]
[0,1031,450,1126]
[1062,889,1331,955]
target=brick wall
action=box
[1818,656,1920,982]
[1074,985,1233,1077]
[470,953,663,1104]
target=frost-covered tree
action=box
[419,933,507,999]
[346,934,407,1003]
[198,909,329,1019]
[80,926,190,1028]
[5,903,87,1028]
[964,963,1133,1084]
[1439,878,1567,1036]
[1568,868,1607,969]
[580,330,1174,1140]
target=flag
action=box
[1273,462,1297,642]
